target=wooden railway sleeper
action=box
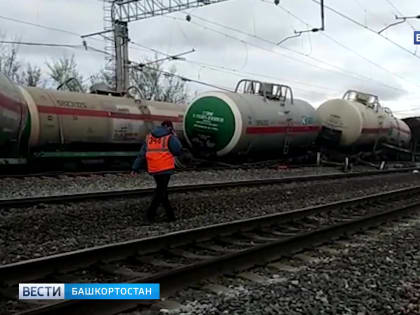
[167,249,218,260]
[194,243,239,253]
[240,232,280,242]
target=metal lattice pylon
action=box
[103,0,116,85]
[100,0,230,92]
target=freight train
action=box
[0,72,185,166]
[0,71,416,168]
[183,80,413,161]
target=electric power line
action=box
[130,38,342,93]
[352,0,390,27]
[189,8,405,89]
[1,3,415,96]
[0,15,81,37]
[260,0,420,88]
[0,12,236,93]
[133,63,234,92]
[169,10,407,92]
[185,58,339,92]
[311,0,420,59]
[0,13,150,56]
[0,40,112,56]
[384,0,416,31]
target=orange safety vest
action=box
[145,134,175,174]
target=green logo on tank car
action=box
[185,96,235,152]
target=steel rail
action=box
[0,170,128,179]
[0,159,312,179]
[0,167,419,209]
[1,184,419,285]
[10,185,420,314]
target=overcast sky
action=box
[0,0,419,117]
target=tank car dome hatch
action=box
[90,82,124,97]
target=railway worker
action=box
[131,120,182,223]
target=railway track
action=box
[0,158,301,180]
[0,167,419,209]
[1,185,420,314]
[0,170,129,180]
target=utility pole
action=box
[114,20,129,93]
[85,0,231,94]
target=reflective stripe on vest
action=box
[145,134,175,173]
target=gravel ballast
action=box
[2,172,420,264]
[164,214,420,315]
[0,166,386,200]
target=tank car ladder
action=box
[283,117,293,155]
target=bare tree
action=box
[46,54,85,92]
[129,61,188,103]
[88,69,114,89]
[159,66,189,103]
[18,63,43,87]
[0,34,22,82]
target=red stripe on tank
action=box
[37,105,183,122]
[0,92,24,113]
[246,125,320,134]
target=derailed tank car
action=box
[183,79,320,157]
[316,90,411,152]
[0,73,186,165]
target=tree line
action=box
[0,37,189,104]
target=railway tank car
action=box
[183,79,320,157]
[316,90,411,152]
[0,72,186,165]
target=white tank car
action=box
[183,79,320,157]
[316,90,411,149]
[0,72,186,162]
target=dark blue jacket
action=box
[132,126,182,175]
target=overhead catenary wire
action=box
[0,15,81,37]
[0,14,242,94]
[0,3,415,96]
[311,0,420,60]
[0,12,235,93]
[382,0,418,55]
[352,0,391,27]
[384,0,416,31]
[0,13,152,56]
[168,15,405,92]
[0,6,411,93]
[132,63,234,92]
[0,37,235,93]
[0,40,113,56]
[183,59,339,92]
[129,39,342,93]
[172,10,407,92]
[261,1,420,88]
[183,9,410,89]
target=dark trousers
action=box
[146,174,175,221]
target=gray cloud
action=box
[0,0,419,114]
